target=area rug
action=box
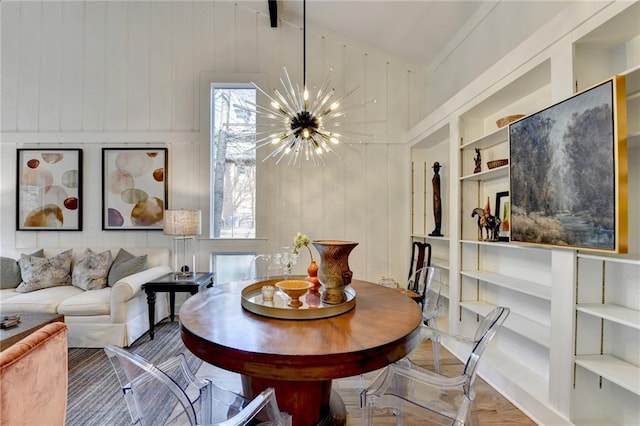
[65,320,202,426]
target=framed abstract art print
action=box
[102,147,168,230]
[17,148,83,231]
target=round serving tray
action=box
[241,278,356,320]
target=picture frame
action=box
[509,75,627,253]
[102,147,168,230]
[16,148,83,231]
[495,191,510,242]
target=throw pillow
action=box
[72,249,113,291]
[0,257,22,289]
[108,249,147,286]
[1,249,45,290]
[16,249,72,293]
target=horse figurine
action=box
[471,207,502,241]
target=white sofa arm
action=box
[110,266,171,322]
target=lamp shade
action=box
[163,210,201,236]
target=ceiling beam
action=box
[268,0,278,27]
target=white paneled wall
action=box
[0,1,427,283]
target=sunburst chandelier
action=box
[237,0,375,166]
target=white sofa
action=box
[0,248,171,348]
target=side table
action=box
[142,272,214,340]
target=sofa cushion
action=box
[16,249,72,293]
[57,287,111,316]
[0,257,21,290]
[72,249,113,291]
[0,286,83,313]
[108,249,147,286]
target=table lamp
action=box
[163,209,201,279]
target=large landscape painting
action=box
[509,76,627,253]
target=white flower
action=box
[292,232,314,261]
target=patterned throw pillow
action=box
[1,249,46,289]
[16,249,72,293]
[72,249,114,291]
[108,249,147,286]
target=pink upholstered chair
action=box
[0,322,68,426]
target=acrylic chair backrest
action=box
[408,266,436,308]
[462,307,510,384]
[105,345,290,426]
[421,266,443,323]
[250,253,284,280]
[105,345,199,425]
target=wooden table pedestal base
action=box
[241,376,346,426]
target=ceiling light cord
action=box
[303,0,307,93]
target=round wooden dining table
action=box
[180,278,423,426]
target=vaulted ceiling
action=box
[268,0,574,66]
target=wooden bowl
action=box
[276,280,313,307]
[496,114,525,128]
[487,159,509,169]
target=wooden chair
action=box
[408,241,431,282]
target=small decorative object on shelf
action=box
[471,197,502,241]
[487,159,509,169]
[496,114,525,128]
[429,161,444,236]
[474,148,482,173]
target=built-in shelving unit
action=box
[409,2,640,424]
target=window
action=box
[210,85,256,238]
[210,252,256,284]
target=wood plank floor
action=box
[196,338,537,425]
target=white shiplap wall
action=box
[0,1,427,283]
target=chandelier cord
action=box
[303,0,307,96]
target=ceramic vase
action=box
[305,260,321,290]
[311,240,358,305]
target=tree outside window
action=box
[211,86,256,238]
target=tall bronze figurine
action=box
[429,162,444,236]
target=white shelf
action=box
[460,239,550,252]
[460,126,508,150]
[460,165,508,181]
[411,234,451,242]
[460,300,551,347]
[577,253,640,265]
[431,257,450,271]
[577,304,640,330]
[460,269,551,300]
[623,64,640,96]
[575,354,640,396]
[439,284,451,300]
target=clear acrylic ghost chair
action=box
[409,266,445,372]
[104,345,291,426]
[360,306,510,426]
[250,253,286,280]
